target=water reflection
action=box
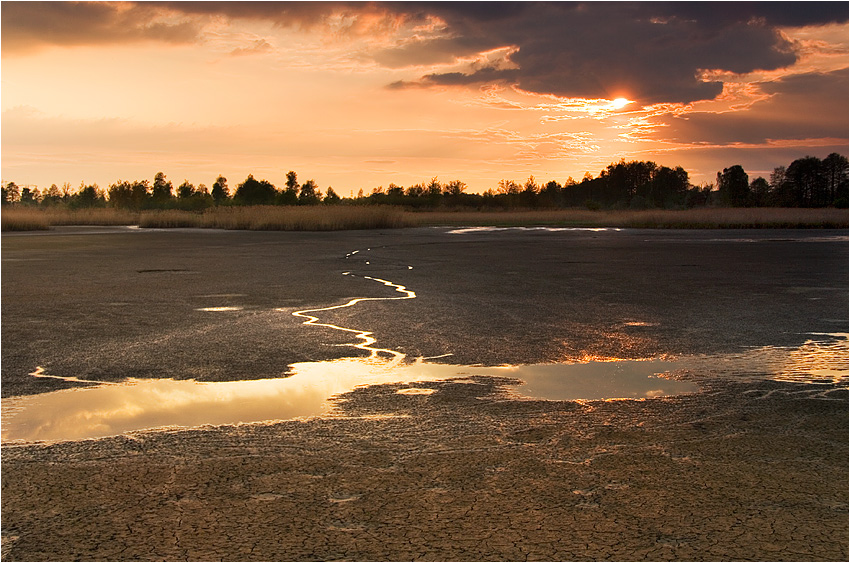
[3,333,847,444]
[448,226,621,234]
[2,357,693,444]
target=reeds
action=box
[1,208,50,231]
[1,207,140,231]
[139,205,415,230]
[404,207,849,229]
[3,205,847,232]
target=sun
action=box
[610,97,631,109]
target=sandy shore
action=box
[2,226,847,560]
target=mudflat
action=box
[2,226,848,561]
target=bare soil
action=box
[2,226,847,561]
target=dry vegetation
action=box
[138,206,414,230]
[3,205,848,232]
[1,208,139,231]
[407,207,849,229]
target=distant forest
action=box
[2,153,848,211]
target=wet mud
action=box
[2,376,846,561]
[2,226,848,561]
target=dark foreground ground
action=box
[2,226,848,561]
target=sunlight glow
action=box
[610,97,632,110]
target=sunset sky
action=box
[2,1,848,195]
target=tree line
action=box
[2,154,847,210]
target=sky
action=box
[1,1,848,195]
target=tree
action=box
[769,166,792,206]
[211,176,229,204]
[648,165,689,208]
[278,171,299,205]
[177,180,195,199]
[298,179,321,204]
[2,181,20,204]
[786,156,824,207]
[19,187,37,205]
[108,180,133,208]
[520,175,539,207]
[717,165,749,206]
[151,172,173,205]
[497,179,520,195]
[539,180,563,207]
[749,177,771,207]
[443,180,466,197]
[42,184,63,207]
[324,187,341,204]
[821,153,848,206]
[71,184,105,208]
[234,175,277,205]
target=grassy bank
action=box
[3,205,848,232]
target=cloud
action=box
[229,39,274,57]
[1,1,200,55]
[657,69,849,145]
[374,2,848,104]
[3,1,847,106]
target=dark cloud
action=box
[376,2,846,104]
[658,69,849,145]
[1,2,200,54]
[3,2,846,105]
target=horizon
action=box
[2,1,848,194]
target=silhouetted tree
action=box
[71,184,105,208]
[443,180,466,197]
[406,183,426,199]
[786,156,824,207]
[324,187,341,204]
[749,177,770,207]
[211,175,229,204]
[42,184,63,207]
[822,153,849,206]
[234,175,277,205]
[2,182,20,205]
[177,180,195,199]
[151,172,173,205]
[276,170,299,205]
[298,179,321,204]
[108,180,133,208]
[19,187,37,205]
[539,180,562,207]
[717,165,749,206]
[769,166,793,206]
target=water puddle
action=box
[448,226,621,234]
[3,261,846,444]
[2,357,695,443]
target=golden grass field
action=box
[2,205,848,231]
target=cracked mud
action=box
[2,226,847,561]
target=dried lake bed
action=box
[1,226,848,561]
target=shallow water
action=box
[3,263,846,444]
[4,334,847,444]
[1,357,698,443]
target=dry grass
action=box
[3,205,847,232]
[139,205,415,230]
[1,208,50,231]
[1,207,139,231]
[405,207,849,229]
[42,208,140,226]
